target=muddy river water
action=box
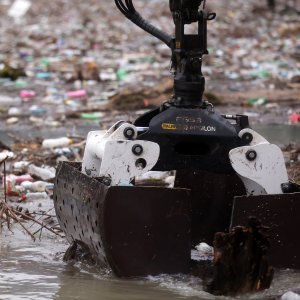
[1,230,300,300]
[0,124,300,299]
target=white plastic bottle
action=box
[21,181,53,192]
[24,192,49,201]
[0,151,14,161]
[13,161,30,172]
[42,137,73,149]
[28,165,56,181]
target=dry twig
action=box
[0,157,64,240]
[0,200,65,240]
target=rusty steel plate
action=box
[54,162,191,277]
[175,170,246,246]
[231,193,300,269]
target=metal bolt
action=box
[241,132,253,145]
[132,144,143,156]
[246,150,257,161]
[123,127,135,140]
[135,158,147,170]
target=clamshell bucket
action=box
[52,0,300,282]
[54,162,191,277]
[53,110,300,276]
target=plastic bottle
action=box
[28,165,56,181]
[289,112,300,125]
[8,0,32,19]
[66,89,87,98]
[42,137,73,149]
[36,72,51,79]
[80,112,103,120]
[5,174,33,195]
[0,95,19,106]
[0,151,14,161]
[117,68,128,81]
[23,192,49,201]
[20,181,33,190]
[20,90,36,100]
[6,117,19,125]
[8,107,22,116]
[30,105,47,117]
[13,161,29,172]
[20,181,53,192]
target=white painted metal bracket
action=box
[229,128,289,195]
[82,122,160,186]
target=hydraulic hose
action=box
[115,0,173,48]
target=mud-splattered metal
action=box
[54,162,191,277]
[232,193,300,269]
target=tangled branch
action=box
[0,157,64,241]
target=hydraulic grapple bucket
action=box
[54,161,300,275]
[53,0,300,278]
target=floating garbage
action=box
[6,117,19,125]
[8,107,22,116]
[20,90,36,101]
[8,0,31,19]
[42,137,73,149]
[281,291,300,300]
[0,95,21,107]
[0,151,14,161]
[22,192,49,201]
[13,161,30,172]
[80,112,104,120]
[36,72,51,79]
[20,181,53,193]
[242,97,268,107]
[66,90,87,99]
[0,63,26,81]
[29,105,47,117]
[289,112,300,125]
[28,164,56,181]
[5,174,33,196]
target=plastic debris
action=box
[242,98,268,107]
[8,107,22,116]
[66,90,87,99]
[8,0,31,19]
[42,137,73,149]
[20,90,36,100]
[6,117,19,124]
[13,161,30,172]
[289,112,300,125]
[29,105,47,117]
[20,181,53,192]
[22,192,49,201]
[5,174,33,196]
[0,95,20,107]
[0,151,14,161]
[281,291,300,300]
[81,112,104,120]
[195,242,214,259]
[28,165,56,181]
